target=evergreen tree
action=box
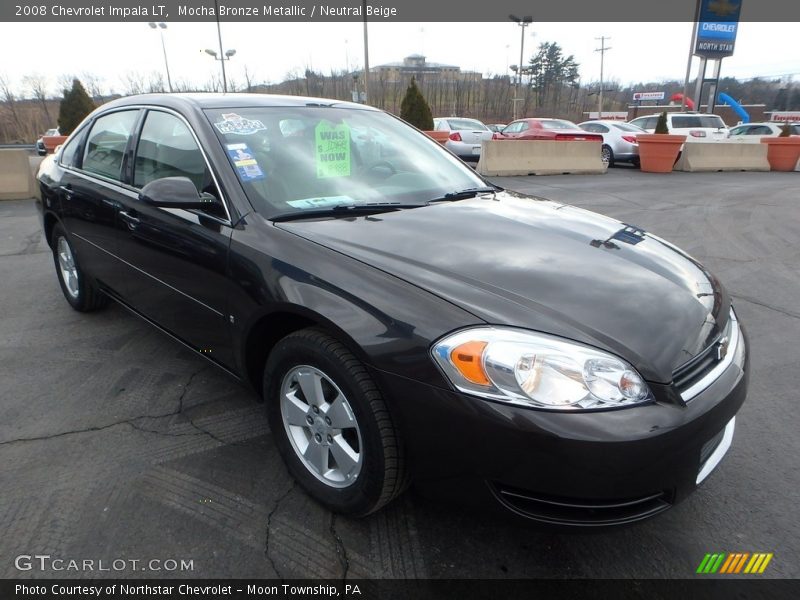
[58,79,95,136]
[400,77,434,130]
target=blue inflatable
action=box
[719,93,749,124]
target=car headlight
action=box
[431,327,652,411]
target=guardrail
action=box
[674,141,770,172]
[477,140,607,176]
[0,149,36,200]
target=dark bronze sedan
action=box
[36,94,748,525]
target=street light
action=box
[148,22,173,93]
[204,0,236,93]
[203,46,236,92]
[509,14,532,121]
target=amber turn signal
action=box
[450,341,490,385]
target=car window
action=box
[538,119,577,130]
[729,126,748,136]
[630,117,655,130]
[133,111,217,197]
[792,125,800,135]
[446,119,488,131]
[82,110,139,181]
[58,127,86,168]
[749,125,772,135]
[580,123,597,133]
[204,106,485,219]
[504,122,522,133]
[519,122,529,131]
[613,122,645,132]
[671,115,726,129]
[594,124,609,133]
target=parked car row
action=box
[431,111,797,169]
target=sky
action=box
[0,21,798,97]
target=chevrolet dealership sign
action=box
[694,0,742,57]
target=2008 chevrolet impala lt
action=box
[36,94,748,526]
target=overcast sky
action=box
[1,21,798,96]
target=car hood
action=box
[276,192,730,383]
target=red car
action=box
[494,118,603,142]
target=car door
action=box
[58,109,141,297]
[500,121,523,139]
[114,108,237,369]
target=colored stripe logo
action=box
[697,552,773,574]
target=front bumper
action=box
[371,327,748,526]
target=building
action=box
[372,55,482,84]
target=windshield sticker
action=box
[286,196,355,210]
[226,143,265,182]
[315,121,351,179]
[214,113,267,135]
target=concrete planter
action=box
[761,137,800,172]
[425,131,449,145]
[637,134,687,173]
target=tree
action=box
[58,78,95,136]
[400,77,433,130]
[527,42,580,110]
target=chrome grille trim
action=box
[680,309,741,402]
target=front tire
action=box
[51,224,108,312]
[264,328,408,516]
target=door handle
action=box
[59,185,74,200]
[119,210,140,230]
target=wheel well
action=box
[43,213,57,249]
[243,311,317,397]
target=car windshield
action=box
[671,115,726,129]
[447,119,488,131]
[538,119,578,130]
[205,106,486,219]
[613,122,646,132]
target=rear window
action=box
[447,119,488,131]
[613,122,646,132]
[671,115,726,129]
[538,119,577,130]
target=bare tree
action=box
[23,73,52,122]
[121,71,146,96]
[0,73,22,134]
[81,72,104,101]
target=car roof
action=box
[97,93,380,113]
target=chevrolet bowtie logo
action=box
[716,336,730,361]
[708,0,740,18]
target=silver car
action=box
[578,120,647,167]
[433,117,494,162]
[728,122,800,137]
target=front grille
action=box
[672,312,736,400]
[490,483,672,526]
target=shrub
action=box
[58,79,95,136]
[400,77,434,131]
[654,111,669,134]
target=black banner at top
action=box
[2,0,799,22]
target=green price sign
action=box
[315,121,351,179]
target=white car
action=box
[628,112,728,141]
[728,122,800,138]
[433,117,494,162]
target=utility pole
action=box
[595,36,611,118]
[362,0,370,104]
[509,14,532,121]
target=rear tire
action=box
[264,328,408,516]
[601,145,615,167]
[51,224,108,312]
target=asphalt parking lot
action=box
[1,168,798,579]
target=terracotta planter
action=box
[43,135,68,154]
[424,130,449,145]
[637,134,686,173]
[761,137,800,172]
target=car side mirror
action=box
[139,176,219,210]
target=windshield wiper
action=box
[427,186,499,203]
[272,202,423,222]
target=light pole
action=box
[509,14,532,121]
[595,36,611,118]
[362,0,370,105]
[204,48,236,92]
[205,0,236,92]
[148,22,173,93]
